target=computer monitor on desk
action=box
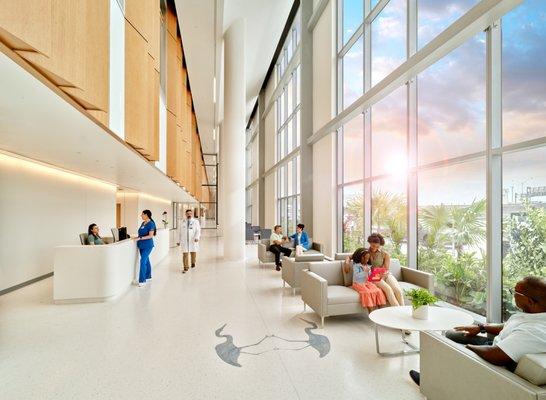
[118,227,128,241]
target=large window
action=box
[502,148,546,319]
[418,33,485,165]
[341,182,364,251]
[273,10,302,234]
[277,156,300,234]
[338,114,364,250]
[341,36,363,110]
[372,176,408,265]
[338,0,364,111]
[371,0,406,86]
[336,0,546,320]
[276,67,300,161]
[501,0,546,320]
[341,0,363,45]
[418,0,479,49]
[418,160,487,316]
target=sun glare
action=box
[385,153,408,178]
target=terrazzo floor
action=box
[0,238,424,400]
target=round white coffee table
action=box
[369,306,474,357]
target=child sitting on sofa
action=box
[343,248,387,313]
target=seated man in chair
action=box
[410,276,546,385]
[269,225,291,272]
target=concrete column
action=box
[300,0,314,236]
[221,19,246,261]
[258,90,266,227]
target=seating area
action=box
[3,0,546,398]
[255,237,546,396]
[421,332,546,400]
[257,238,324,264]
[299,258,433,327]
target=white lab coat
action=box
[178,217,201,252]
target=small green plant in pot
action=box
[405,288,438,320]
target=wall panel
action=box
[0,0,52,54]
[166,110,178,181]
[166,32,178,114]
[125,21,148,152]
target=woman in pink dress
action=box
[343,248,387,312]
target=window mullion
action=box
[486,20,503,323]
[407,0,418,269]
[363,0,372,240]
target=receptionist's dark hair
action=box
[142,210,157,236]
[87,223,100,238]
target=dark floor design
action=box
[214,318,331,367]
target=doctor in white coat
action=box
[178,209,201,273]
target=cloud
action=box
[417,34,486,163]
[502,2,546,144]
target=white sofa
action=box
[421,331,546,400]
[281,252,325,294]
[257,238,323,264]
[301,258,434,327]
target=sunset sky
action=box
[340,0,546,207]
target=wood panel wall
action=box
[164,0,205,196]
[124,0,159,161]
[0,0,109,125]
[0,0,209,196]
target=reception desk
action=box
[54,229,170,303]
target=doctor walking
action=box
[178,209,201,273]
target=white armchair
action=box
[421,331,546,400]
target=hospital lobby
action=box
[1,1,546,399]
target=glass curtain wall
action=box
[245,115,258,225]
[336,0,546,320]
[501,0,546,320]
[275,9,302,234]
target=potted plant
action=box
[405,288,437,320]
[162,211,169,229]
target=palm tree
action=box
[372,189,407,255]
[344,193,364,250]
[448,199,486,258]
[419,204,451,249]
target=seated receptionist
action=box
[87,223,105,245]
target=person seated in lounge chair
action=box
[343,248,387,313]
[367,233,405,306]
[290,223,310,253]
[269,225,291,271]
[410,276,546,386]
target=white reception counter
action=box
[54,228,170,303]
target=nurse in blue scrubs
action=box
[134,209,156,287]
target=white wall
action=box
[264,68,276,108]
[251,184,259,225]
[116,192,171,235]
[155,95,167,173]
[264,108,276,171]
[264,174,276,229]
[251,136,259,182]
[311,0,336,256]
[0,154,116,292]
[108,0,125,138]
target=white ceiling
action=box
[175,0,293,154]
[0,51,196,203]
